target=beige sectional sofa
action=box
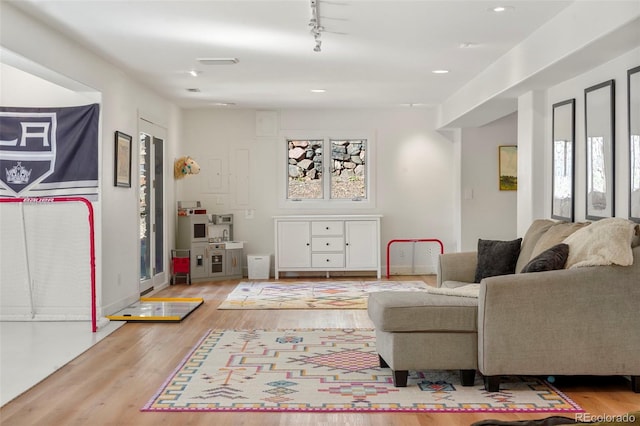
[369,218,640,392]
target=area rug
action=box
[217,280,431,309]
[142,328,583,413]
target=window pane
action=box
[330,139,366,199]
[139,133,151,280]
[588,136,606,193]
[287,139,323,199]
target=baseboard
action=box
[102,293,139,317]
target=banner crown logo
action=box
[5,162,32,184]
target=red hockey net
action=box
[0,197,97,332]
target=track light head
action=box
[309,0,324,52]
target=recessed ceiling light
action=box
[310,89,326,93]
[490,6,513,13]
[186,88,201,93]
[189,70,201,77]
[432,69,449,74]
[459,42,479,49]
[197,58,239,65]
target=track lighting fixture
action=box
[309,0,323,52]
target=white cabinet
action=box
[345,220,378,269]
[274,215,382,279]
[277,221,311,268]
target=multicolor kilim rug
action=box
[217,280,431,309]
[142,329,582,413]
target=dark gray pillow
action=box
[520,243,569,273]
[474,238,522,283]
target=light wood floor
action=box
[1,276,638,426]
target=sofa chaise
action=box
[368,218,640,392]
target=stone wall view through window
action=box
[287,139,366,201]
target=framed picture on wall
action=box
[551,99,576,221]
[498,145,517,191]
[628,66,640,223]
[584,80,615,220]
[114,131,132,188]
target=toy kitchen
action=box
[175,201,244,281]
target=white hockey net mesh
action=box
[0,198,96,330]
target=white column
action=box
[517,91,547,236]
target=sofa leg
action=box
[378,354,389,368]
[632,375,640,393]
[484,375,500,392]
[391,370,408,387]
[460,369,476,386]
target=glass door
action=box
[139,119,166,294]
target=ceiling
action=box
[7,1,576,110]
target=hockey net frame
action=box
[0,197,97,332]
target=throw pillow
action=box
[514,219,557,274]
[474,238,522,283]
[528,222,590,260]
[563,218,636,268]
[520,243,569,273]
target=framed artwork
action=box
[584,80,615,220]
[114,131,132,187]
[551,99,575,221]
[498,145,517,191]
[628,65,640,223]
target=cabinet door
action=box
[226,249,243,277]
[345,221,378,268]
[277,221,311,267]
[190,243,209,279]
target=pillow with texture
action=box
[529,222,590,260]
[474,238,522,283]
[521,243,569,273]
[563,218,636,268]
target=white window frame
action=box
[278,130,376,210]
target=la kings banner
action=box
[0,104,99,199]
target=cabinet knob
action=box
[306,243,310,246]
[346,242,349,246]
[326,242,330,246]
[325,226,329,230]
[326,258,330,262]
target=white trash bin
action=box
[247,255,270,279]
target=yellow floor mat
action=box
[106,297,204,322]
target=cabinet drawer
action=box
[312,253,345,268]
[311,221,344,236]
[312,237,344,252]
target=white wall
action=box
[460,113,518,251]
[544,47,640,222]
[1,3,182,316]
[178,107,456,275]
